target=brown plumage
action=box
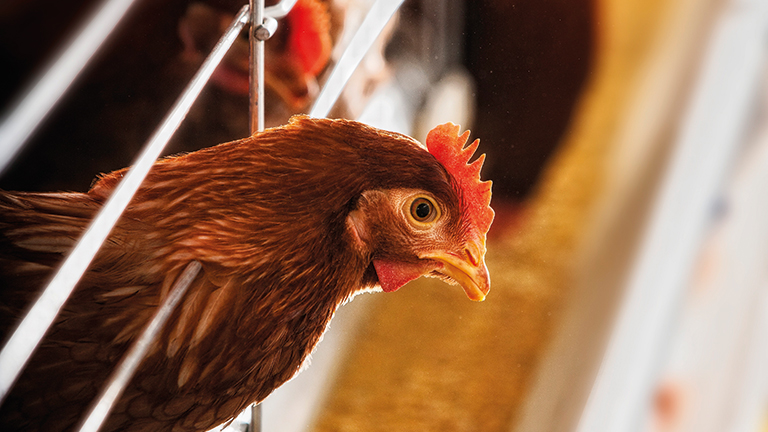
[0,116,493,432]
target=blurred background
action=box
[1,0,767,431]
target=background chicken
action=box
[178,0,333,113]
[0,116,493,432]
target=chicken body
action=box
[0,116,492,432]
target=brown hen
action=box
[0,116,493,432]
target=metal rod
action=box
[0,5,250,404]
[77,261,202,432]
[250,0,265,133]
[249,1,265,428]
[264,0,298,20]
[0,0,139,175]
[309,0,405,119]
[250,402,262,432]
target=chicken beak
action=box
[419,237,491,302]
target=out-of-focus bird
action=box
[0,116,493,432]
[179,0,333,111]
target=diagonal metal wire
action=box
[0,0,140,174]
[77,261,202,432]
[309,0,405,119]
[0,0,301,176]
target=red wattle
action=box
[373,260,423,293]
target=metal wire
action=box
[76,261,202,432]
[0,0,302,176]
[250,0,266,133]
[309,0,405,119]
[0,0,139,175]
[264,0,298,19]
[249,0,267,428]
[0,5,250,404]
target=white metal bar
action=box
[309,0,405,119]
[576,0,768,431]
[77,261,202,432]
[0,0,139,174]
[0,5,250,403]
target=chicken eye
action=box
[408,197,439,225]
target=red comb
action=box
[287,0,332,76]
[426,123,494,234]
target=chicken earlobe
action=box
[345,209,369,253]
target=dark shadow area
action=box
[465,0,594,199]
